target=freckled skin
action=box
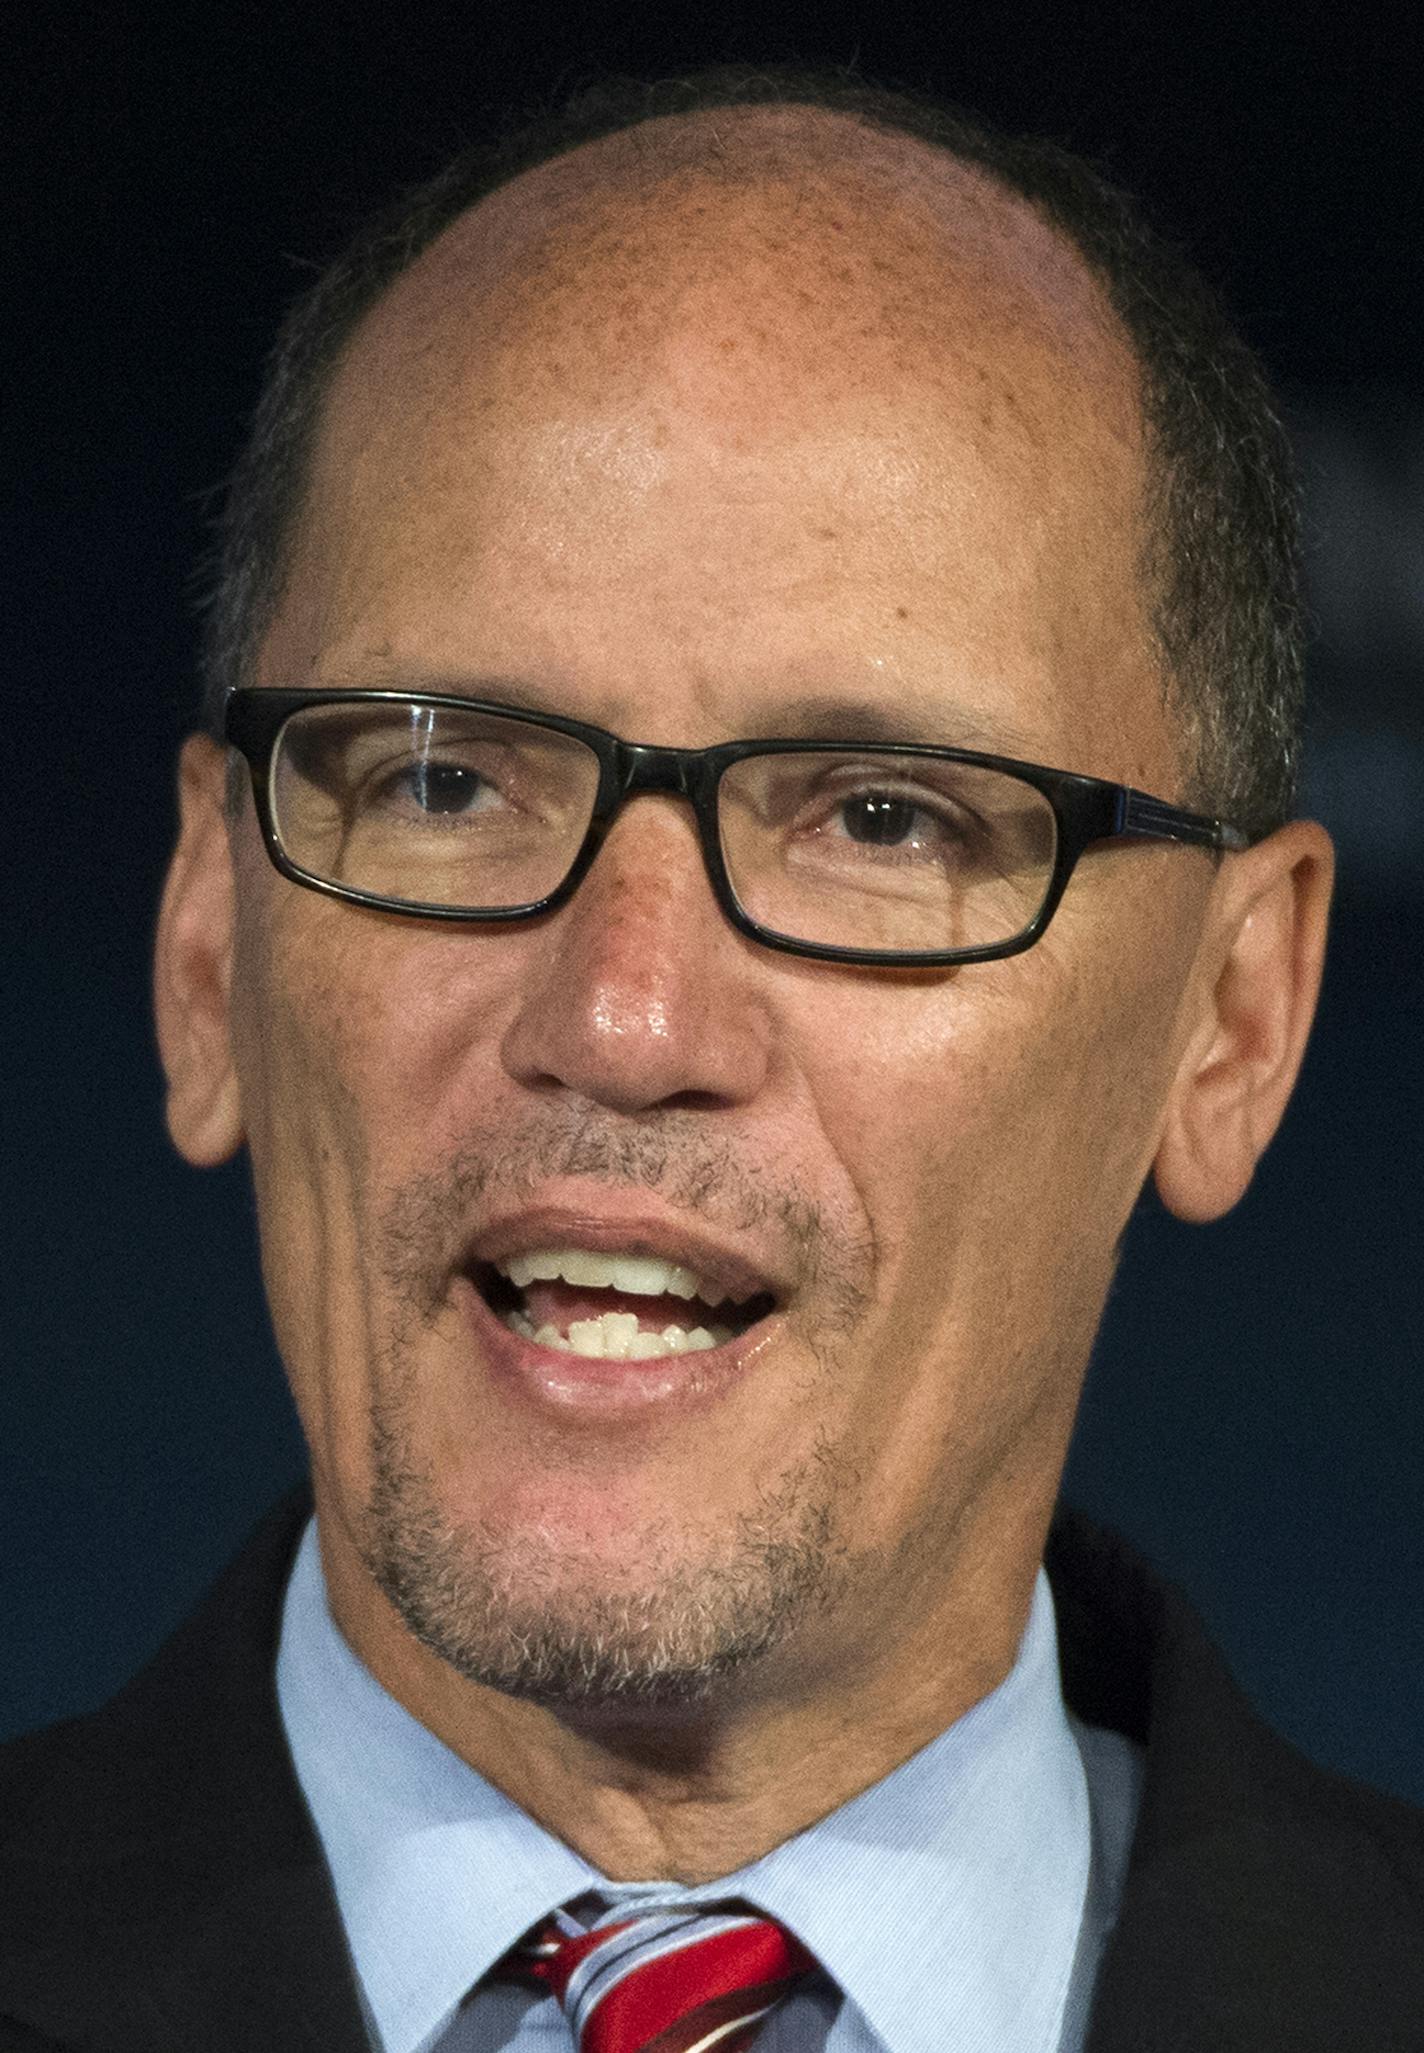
[157,105,1331,1880]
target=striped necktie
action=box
[502,1902,817,2053]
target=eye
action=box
[814,783,973,867]
[834,791,946,849]
[385,759,503,817]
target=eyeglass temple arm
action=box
[1118,788,1250,852]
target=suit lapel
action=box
[0,1489,371,2052]
[1049,1511,1424,2052]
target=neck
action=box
[317,1503,1048,1883]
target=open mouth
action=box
[474,1248,777,1361]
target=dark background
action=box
[4,4,1421,1802]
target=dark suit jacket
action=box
[2,1489,1422,2051]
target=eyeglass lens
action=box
[270,700,1061,953]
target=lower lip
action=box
[452,1275,780,1420]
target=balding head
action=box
[336,103,1137,455]
[350,99,1130,373]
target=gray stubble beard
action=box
[360,1394,859,1713]
[359,1116,874,1713]
[357,1116,882,1708]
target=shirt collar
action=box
[278,1518,1089,2053]
[722,1574,1091,2053]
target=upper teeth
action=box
[498,1247,732,1306]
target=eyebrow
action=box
[325,665,561,715]
[325,670,1042,761]
[759,692,1041,758]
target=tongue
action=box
[522,1279,711,1335]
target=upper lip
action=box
[465,1199,788,1308]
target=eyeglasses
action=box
[224,688,1249,967]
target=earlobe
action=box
[1153,819,1334,1224]
[153,734,246,1167]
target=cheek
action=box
[802,937,1185,1358]
[227,889,499,1466]
[235,885,512,1176]
[781,950,1187,1559]
[226,906,366,1457]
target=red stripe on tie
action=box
[500,1908,816,2053]
[583,1920,811,2053]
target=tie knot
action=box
[502,1903,817,2053]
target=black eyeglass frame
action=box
[224,687,1251,968]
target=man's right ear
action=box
[153,733,246,1166]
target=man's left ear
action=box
[1153,819,1334,1223]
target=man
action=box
[3,66,1420,2053]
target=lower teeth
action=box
[504,1307,734,1359]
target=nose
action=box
[498,798,774,1115]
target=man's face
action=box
[190,119,1221,1719]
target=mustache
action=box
[377,1105,873,1327]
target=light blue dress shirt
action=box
[277,1519,1143,2053]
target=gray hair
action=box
[197,64,1304,837]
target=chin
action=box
[358,1415,857,1713]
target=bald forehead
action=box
[337,104,1139,443]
